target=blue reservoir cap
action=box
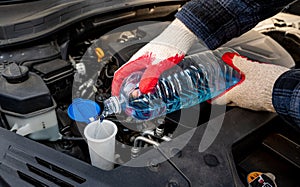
[68,98,101,123]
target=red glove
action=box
[112,52,185,95]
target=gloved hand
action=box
[111,18,199,96]
[213,52,289,112]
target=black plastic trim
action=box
[0,0,186,47]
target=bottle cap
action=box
[68,98,101,123]
[2,63,29,83]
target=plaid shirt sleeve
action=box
[273,70,300,128]
[175,0,294,49]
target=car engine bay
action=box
[0,0,300,186]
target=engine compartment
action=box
[0,1,300,186]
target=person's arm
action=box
[273,70,300,127]
[112,0,295,96]
[176,0,295,49]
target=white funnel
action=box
[84,119,117,170]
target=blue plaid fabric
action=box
[273,70,300,127]
[176,0,294,49]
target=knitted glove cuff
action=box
[262,66,289,112]
[151,18,198,53]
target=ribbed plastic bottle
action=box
[103,48,241,121]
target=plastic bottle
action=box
[102,48,241,121]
